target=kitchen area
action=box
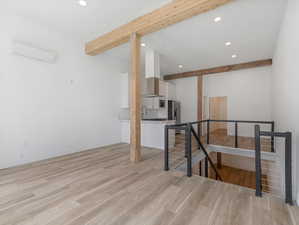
[119,48,180,150]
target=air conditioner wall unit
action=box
[11,41,58,63]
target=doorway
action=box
[209,96,228,135]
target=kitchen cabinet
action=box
[120,120,175,150]
[120,73,129,108]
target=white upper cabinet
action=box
[120,73,129,108]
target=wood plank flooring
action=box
[208,129,272,152]
[0,143,298,225]
[193,164,271,192]
[172,130,278,193]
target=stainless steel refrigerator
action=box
[167,100,181,125]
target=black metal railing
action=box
[164,122,223,181]
[190,125,223,181]
[203,119,274,152]
[166,119,275,152]
[255,125,293,205]
[165,119,292,204]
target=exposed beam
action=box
[130,33,142,163]
[86,0,232,55]
[164,59,273,80]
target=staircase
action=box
[164,119,293,205]
[262,159,283,197]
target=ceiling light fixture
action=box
[214,17,222,23]
[232,54,237,58]
[141,43,146,47]
[225,42,231,46]
[178,65,183,69]
[78,0,87,7]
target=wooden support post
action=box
[130,33,141,162]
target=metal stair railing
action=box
[164,122,223,181]
[255,125,293,205]
[164,119,293,205]
[190,125,223,181]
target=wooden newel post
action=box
[130,33,141,162]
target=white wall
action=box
[271,0,299,203]
[204,66,272,137]
[173,67,272,136]
[174,77,197,123]
[0,15,127,169]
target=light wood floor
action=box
[0,143,298,225]
[208,129,272,152]
[172,132,272,190]
[193,163,269,191]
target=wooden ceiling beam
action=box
[85,0,232,55]
[163,59,273,80]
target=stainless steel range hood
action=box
[146,77,160,97]
[145,48,162,97]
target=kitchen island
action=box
[120,120,175,150]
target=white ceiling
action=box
[3,0,287,75]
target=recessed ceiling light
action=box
[225,42,231,46]
[141,43,146,47]
[78,0,87,7]
[178,65,183,69]
[214,17,222,23]
[232,54,237,58]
